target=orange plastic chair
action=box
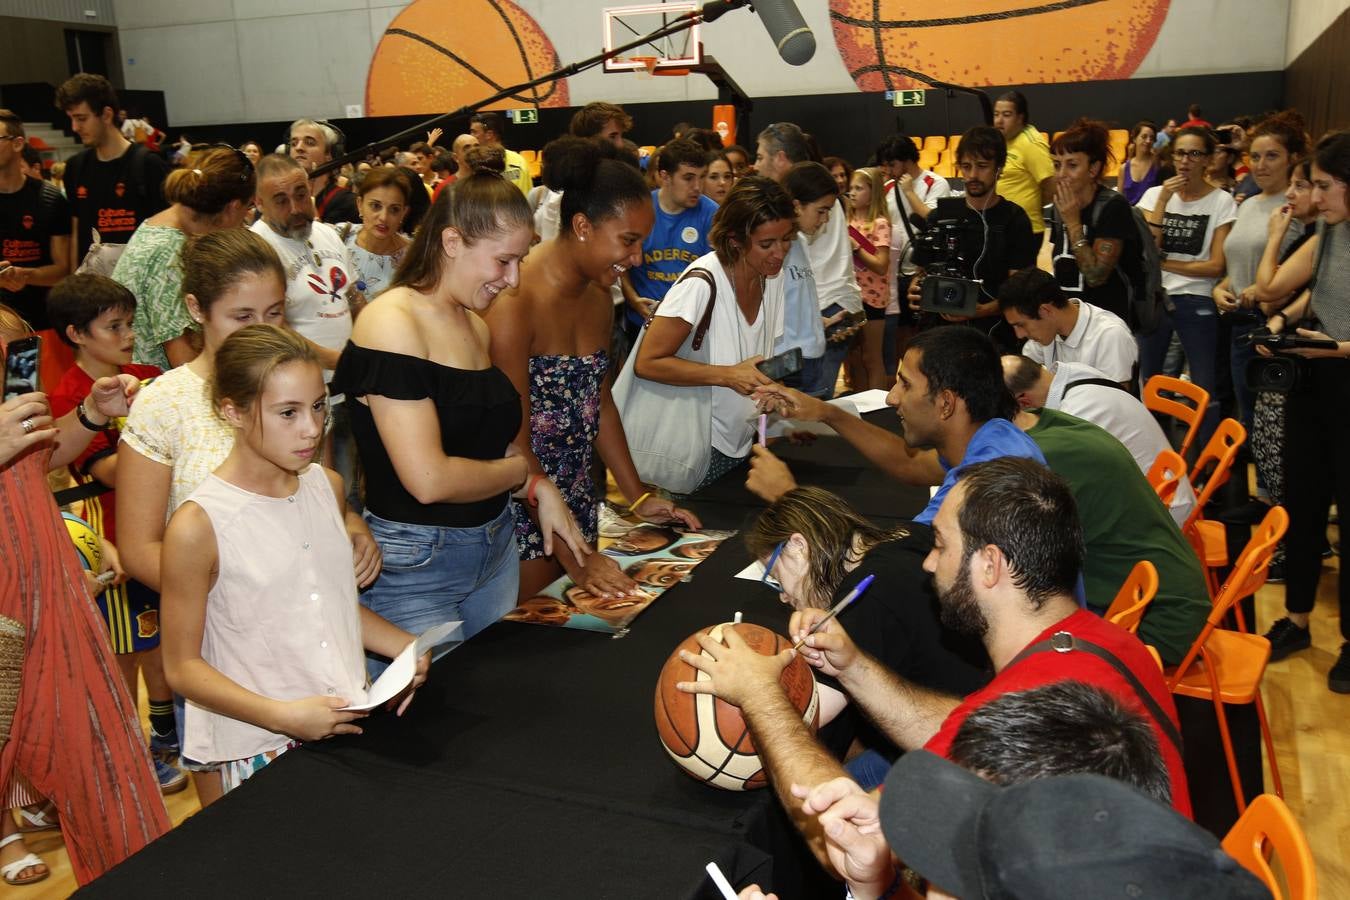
[922,135,946,151]
[1104,561,1158,634]
[1166,505,1288,814]
[1183,418,1248,603]
[1145,646,1164,672]
[1221,793,1317,900]
[1143,375,1211,459]
[918,148,940,170]
[1147,449,1187,509]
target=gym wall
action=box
[111,0,1293,129]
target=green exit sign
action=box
[510,108,538,124]
[891,90,926,108]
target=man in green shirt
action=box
[1019,407,1208,663]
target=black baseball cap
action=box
[879,750,1271,899]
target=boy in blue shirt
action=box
[620,138,717,340]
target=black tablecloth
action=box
[81,414,925,899]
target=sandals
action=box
[0,832,49,886]
[16,802,58,833]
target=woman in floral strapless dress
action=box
[485,137,700,600]
[514,350,608,557]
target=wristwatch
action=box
[75,398,111,432]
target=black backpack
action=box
[1049,187,1167,335]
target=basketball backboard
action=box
[602,3,703,73]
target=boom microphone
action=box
[753,0,816,66]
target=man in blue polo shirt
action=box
[619,138,716,341]
[744,326,1045,521]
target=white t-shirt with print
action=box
[655,253,785,458]
[1138,186,1238,296]
[251,219,356,381]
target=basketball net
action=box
[633,56,659,79]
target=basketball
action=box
[655,622,819,791]
[365,0,570,117]
[62,511,102,572]
[828,0,1168,92]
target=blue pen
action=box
[792,573,875,652]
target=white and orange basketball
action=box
[366,0,570,117]
[655,622,819,791]
[829,0,1169,92]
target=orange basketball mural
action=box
[829,0,1170,92]
[366,0,570,117]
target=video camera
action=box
[912,198,981,318]
[1240,325,1337,393]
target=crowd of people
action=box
[0,70,1345,894]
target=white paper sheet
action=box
[764,394,860,439]
[846,389,892,414]
[734,560,767,582]
[341,620,461,711]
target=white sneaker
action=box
[598,503,634,538]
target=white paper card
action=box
[847,389,891,414]
[341,621,460,711]
[735,560,767,582]
[764,394,860,439]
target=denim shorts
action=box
[360,503,519,677]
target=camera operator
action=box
[1249,130,1350,693]
[906,126,1038,349]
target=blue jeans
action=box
[845,749,894,790]
[803,340,849,399]
[360,503,518,677]
[1138,293,1221,453]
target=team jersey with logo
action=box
[0,178,70,329]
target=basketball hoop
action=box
[603,4,703,75]
[632,55,659,79]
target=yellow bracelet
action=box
[628,491,655,514]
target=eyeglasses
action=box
[190,142,255,180]
[760,541,785,592]
[0,135,18,142]
[1172,149,1211,160]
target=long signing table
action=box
[80,412,927,899]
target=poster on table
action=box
[504,526,736,635]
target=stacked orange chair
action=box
[1104,560,1158,634]
[1143,374,1211,459]
[1166,505,1288,814]
[1184,419,1248,606]
[1221,793,1317,900]
[1147,449,1188,509]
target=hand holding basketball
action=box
[657,623,819,790]
[677,626,794,708]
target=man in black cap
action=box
[804,749,1271,900]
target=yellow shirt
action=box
[998,126,1054,233]
[503,148,534,196]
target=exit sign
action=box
[509,108,538,124]
[887,89,926,108]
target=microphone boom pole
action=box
[311,0,752,178]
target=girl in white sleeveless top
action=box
[160,325,429,803]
